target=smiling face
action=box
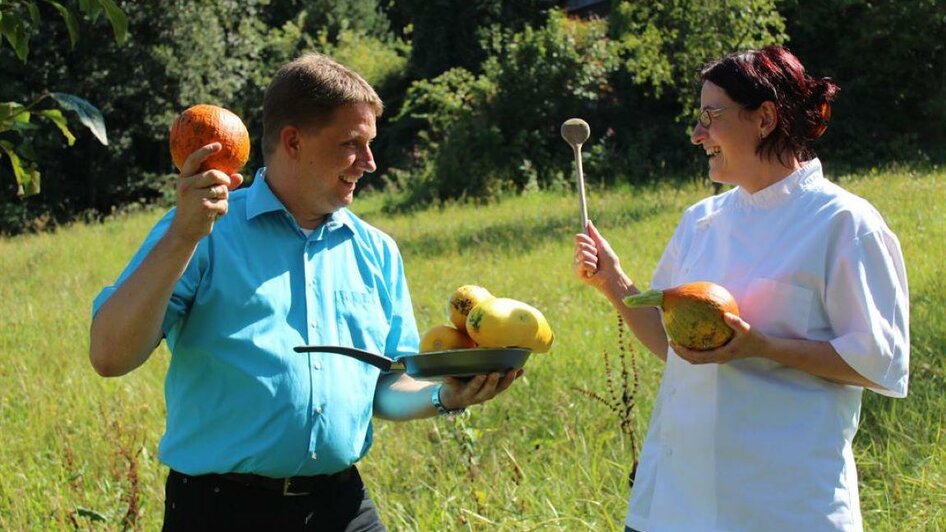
[274,102,378,227]
[690,81,767,189]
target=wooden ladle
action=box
[561,118,591,234]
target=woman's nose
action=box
[690,123,707,145]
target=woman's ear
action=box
[758,101,778,139]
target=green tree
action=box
[610,0,786,116]
[394,0,559,79]
[0,0,280,233]
[262,0,393,43]
[601,0,786,178]
[779,0,946,163]
[391,11,621,202]
[0,0,127,197]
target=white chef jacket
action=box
[626,159,909,532]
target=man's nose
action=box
[358,145,376,173]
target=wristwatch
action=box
[431,384,466,416]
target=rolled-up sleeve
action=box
[826,229,909,397]
[91,209,204,344]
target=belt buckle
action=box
[282,477,309,496]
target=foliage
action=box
[0,0,285,233]
[609,0,786,114]
[1,0,943,232]
[779,0,946,165]
[0,0,417,233]
[317,29,410,92]
[390,11,622,204]
[591,0,787,182]
[393,0,560,79]
[0,0,126,198]
[384,1,789,206]
[262,0,393,43]
[0,0,127,60]
[0,92,105,196]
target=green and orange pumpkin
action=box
[623,281,739,351]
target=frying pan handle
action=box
[293,345,401,372]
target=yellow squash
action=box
[419,325,477,352]
[447,284,494,332]
[465,297,554,353]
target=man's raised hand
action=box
[169,142,244,243]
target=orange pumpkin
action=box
[169,104,250,186]
[623,281,739,351]
[419,325,477,353]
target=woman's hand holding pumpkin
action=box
[671,313,769,365]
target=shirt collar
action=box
[246,167,287,220]
[245,167,358,234]
[734,158,823,209]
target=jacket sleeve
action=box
[826,228,909,397]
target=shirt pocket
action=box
[740,278,814,339]
[334,290,388,354]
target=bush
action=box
[385,2,790,206]
[780,0,946,165]
[389,11,621,204]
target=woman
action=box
[573,45,909,531]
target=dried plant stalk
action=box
[572,313,641,486]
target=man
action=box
[89,53,520,531]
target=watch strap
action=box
[432,384,465,416]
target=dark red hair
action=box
[699,46,839,165]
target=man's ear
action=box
[280,125,302,159]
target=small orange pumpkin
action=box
[169,104,250,186]
[624,281,739,351]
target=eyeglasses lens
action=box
[699,109,711,128]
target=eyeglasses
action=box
[697,106,734,128]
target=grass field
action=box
[1,165,943,530]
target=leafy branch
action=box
[0,0,125,196]
[0,0,128,61]
[1,92,107,196]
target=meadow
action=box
[1,165,943,530]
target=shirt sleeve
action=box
[826,228,910,397]
[91,209,204,341]
[380,240,420,360]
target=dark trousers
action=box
[163,467,385,531]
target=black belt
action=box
[195,466,356,496]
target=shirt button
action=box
[311,452,318,460]
[312,361,322,370]
[664,447,673,457]
[314,405,323,415]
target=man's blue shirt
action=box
[93,169,420,477]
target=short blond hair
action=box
[262,53,383,159]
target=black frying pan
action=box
[293,345,531,379]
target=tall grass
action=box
[1,166,942,530]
